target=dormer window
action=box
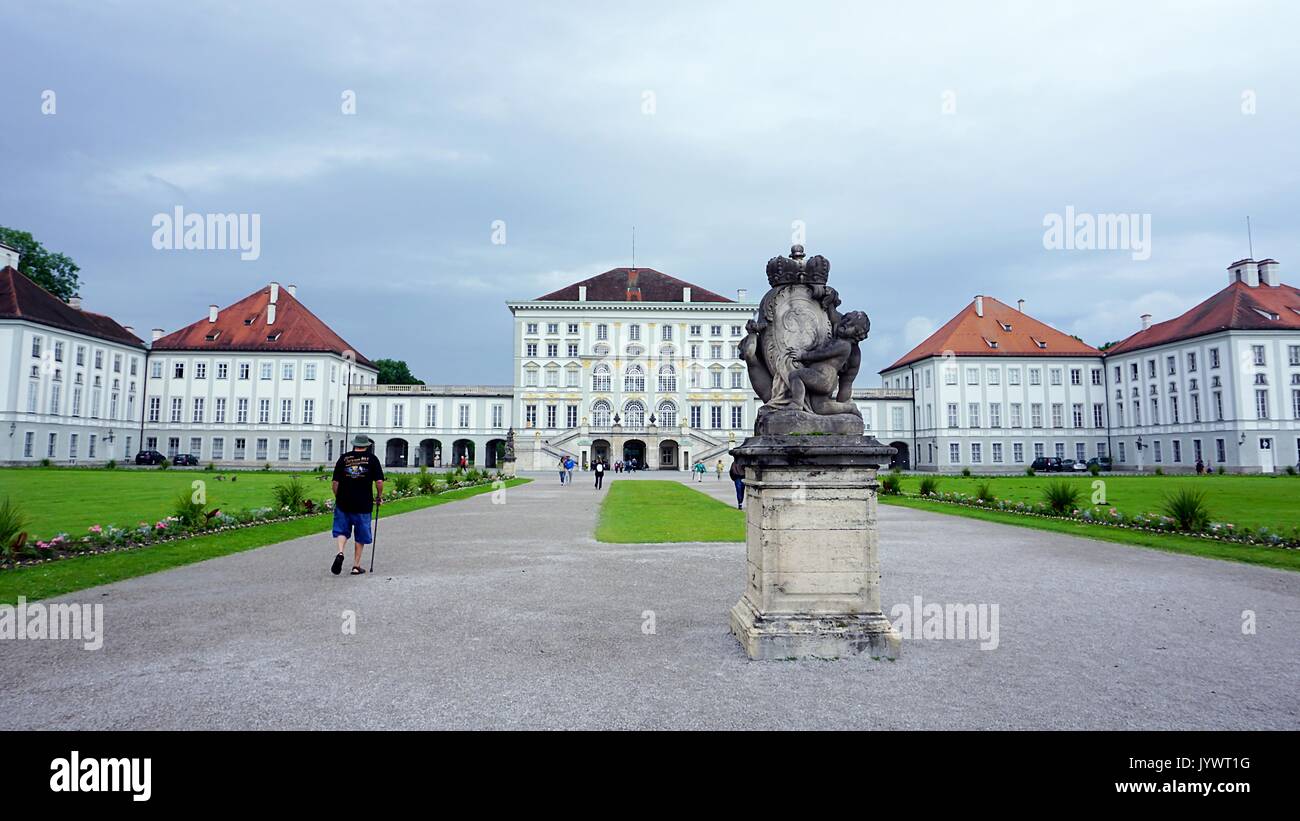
[1000,322,1012,332]
[243,314,258,326]
[266,331,282,342]
[1253,308,1280,320]
[984,338,998,349]
[205,331,221,342]
[1031,337,1047,349]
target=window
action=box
[1166,356,1176,376]
[967,402,980,428]
[731,369,744,389]
[215,398,227,423]
[258,399,271,424]
[710,344,722,360]
[628,325,641,342]
[216,362,228,379]
[237,398,249,424]
[731,405,744,429]
[1252,345,1266,366]
[966,367,979,385]
[1256,389,1270,419]
[1031,403,1043,428]
[1029,368,1042,386]
[1289,345,1300,366]
[1147,360,1156,379]
[949,443,960,464]
[1072,403,1083,428]
[592,400,611,427]
[1008,367,1021,386]
[1012,442,1024,464]
[545,367,559,387]
[1051,403,1063,428]
[1050,368,1062,386]
[173,362,184,379]
[689,325,702,337]
[566,405,578,428]
[300,439,313,461]
[195,362,207,380]
[1187,352,1198,372]
[169,397,182,423]
[1213,392,1223,421]
[566,367,580,388]
[526,343,538,357]
[1091,368,1102,386]
[524,367,538,387]
[1076,442,1086,462]
[1153,440,1162,463]
[991,442,1003,464]
[624,365,645,392]
[988,368,1000,386]
[970,443,982,464]
[546,343,558,358]
[546,323,558,335]
[151,360,163,379]
[567,343,579,358]
[1172,440,1182,463]
[1055,442,1066,459]
[303,399,315,424]
[425,404,438,427]
[1010,403,1022,428]
[710,369,723,389]
[260,362,273,380]
[1070,368,1082,386]
[458,404,470,428]
[658,365,677,393]
[989,402,1001,428]
[304,363,316,381]
[278,438,290,461]
[661,325,673,342]
[1170,395,1180,424]
[239,362,251,380]
[525,404,537,427]
[1093,403,1104,428]
[947,403,958,428]
[281,399,293,424]
[596,324,608,341]
[1293,389,1300,420]
[391,403,405,427]
[526,323,538,335]
[193,398,205,423]
[592,364,611,392]
[567,323,579,335]
[709,405,722,429]
[626,401,646,427]
[710,325,722,337]
[944,367,957,386]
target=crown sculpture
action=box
[740,245,870,435]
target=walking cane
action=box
[368,496,381,573]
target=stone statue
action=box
[504,427,516,459]
[740,245,869,435]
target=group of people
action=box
[611,458,643,473]
[556,455,577,485]
[691,459,726,482]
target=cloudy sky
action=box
[3,1,1298,383]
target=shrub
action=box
[1216,465,1226,475]
[0,497,27,559]
[974,481,996,503]
[465,468,483,483]
[262,463,272,472]
[1154,467,1164,476]
[879,473,902,495]
[205,462,216,471]
[272,475,309,514]
[391,474,414,495]
[1159,488,1211,532]
[1041,481,1082,515]
[1286,466,1297,476]
[1025,467,1036,477]
[172,489,206,529]
[104,459,117,470]
[415,467,439,495]
[158,457,170,470]
[40,458,51,467]
[961,467,972,478]
[918,476,941,497]
[1088,463,1101,476]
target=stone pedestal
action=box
[729,435,901,661]
[501,457,517,478]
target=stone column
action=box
[729,435,901,661]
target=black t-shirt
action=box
[332,450,384,513]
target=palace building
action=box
[1,240,1294,473]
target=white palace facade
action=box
[2,240,1295,473]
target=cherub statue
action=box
[786,311,870,416]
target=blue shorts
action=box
[332,508,373,543]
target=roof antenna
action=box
[632,226,636,270]
[1246,216,1254,258]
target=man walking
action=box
[594,458,605,489]
[331,435,384,576]
[565,456,575,485]
[730,458,746,510]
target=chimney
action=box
[974,295,984,317]
[1140,314,1152,331]
[151,328,164,342]
[737,288,748,302]
[286,284,297,297]
[1257,259,1280,286]
[682,286,692,303]
[68,295,82,310]
[1017,299,1025,313]
[269,282,280,303]
[123,326,135,336]
[625,269,641,301]
[267,303,277,325]
[578,285,587,302]
[1228,259,1259,287]
[208,304,219,323]
[0,241,19,269]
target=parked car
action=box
[1030,457,1064,472]
[1086,456,1113,471]
[1067,460,1089,472]
[135,450,166,465]
[172,453,199,466]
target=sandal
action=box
[331,552,344,575]
[350,566,365,575]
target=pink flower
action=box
[155,521,168,530]
[89,524,103,534]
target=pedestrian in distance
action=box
[594,458,605,489]
[716,459,724,481]
[330,435,384,576]
[558,455,567,485]
[565,456,575,485]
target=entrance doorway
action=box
[622,439,646,468]
[659,439,679,470]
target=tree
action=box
[0,227,82,301]
[374,358,424,385]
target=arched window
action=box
[592,364,611,392]
[624,364,645,393]
[658,343,676,359]
[592,400,611,427]
[658,364,677,393]
[624,400,645,428]
[593,343,610,357]
[626,344,644,358]
[657,400,677,427]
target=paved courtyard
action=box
[1,472,1297,730]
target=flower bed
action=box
[1,473,504,569]
[903,490,1300,550]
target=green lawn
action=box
[0,466,474,539]
[880,494,1300,573]
[0,478,530,604]
[597,480,744,543]
[890,473,1300,530]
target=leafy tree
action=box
[0,227,81,301]
[374,358,424,385]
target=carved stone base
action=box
[501,458,517,478]
[728,435,901,661]
[755,407,864,436]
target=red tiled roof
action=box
[536,267,733,303]
[152,285,373,366]
[0,266,145,347]
[882,295,1099,372]
[1104,280,1300,356]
